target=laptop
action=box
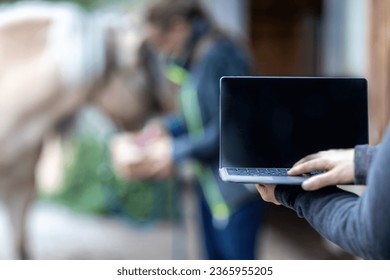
[219,76,368,185]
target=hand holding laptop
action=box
[288,149,355,190]
[256,184,280,205]
[257,148,356,203]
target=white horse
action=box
[0,1,168,259]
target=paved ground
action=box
[0,187,354,260]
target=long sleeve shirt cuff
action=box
[354,144,377,185]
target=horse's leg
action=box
[3,182,36,260]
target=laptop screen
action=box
[220,76,368,169]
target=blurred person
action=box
[0,1,166,259]
[257,124,390,259]
[137,0,268,259]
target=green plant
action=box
[42,134,180,224]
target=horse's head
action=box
[96,14,175,131]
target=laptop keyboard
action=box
[226,168,322,177]
[227,168,289,176]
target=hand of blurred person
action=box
[256,184,280,205]
[135,120,174,179]
[134,118,168,147]
[110,132,148,179]
[110,131,174,180]
[288,149,355,191]
[145,135,174,179]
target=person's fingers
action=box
[149,159,172,180]
[256,184,265,193]
[292,153,318,167]
[256,184,280,205]
[156,164,172,179]
[292,157,309,168]
[301,171,337,190]
[256,184,267,200]
[288,158,328,176]
[149,162,164,179]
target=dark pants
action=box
[198,189,268,260]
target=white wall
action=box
[322,0,369,76]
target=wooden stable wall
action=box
[249,0,322,76]
[368,0,390,144]
[249,0,390,144]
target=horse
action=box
[0,1,170,259]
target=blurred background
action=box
[0,0,389,260]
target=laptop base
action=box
[219,167,307,185]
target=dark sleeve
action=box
[354,144,379,185]
[172,43,250,162]
[275,124,390,259]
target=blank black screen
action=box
[220,77,368,168]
